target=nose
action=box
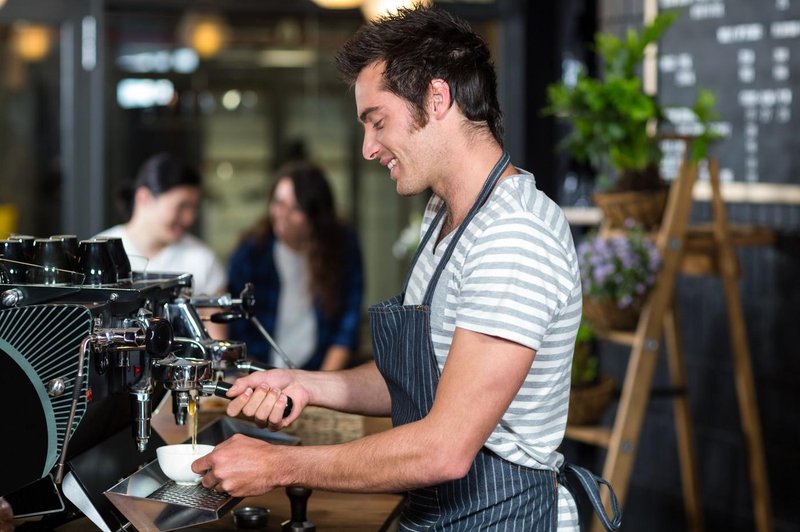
[361,129,380,161]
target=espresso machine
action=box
[0,236,294,531]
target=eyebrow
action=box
[359,106,380,124]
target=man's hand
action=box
[0,497,14,532]
[192,434,282,496]
[225,369,309,430]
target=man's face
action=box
[355,62,436,196]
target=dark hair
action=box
[336,5,504,144]
[242,160,346,318]
[117,153,202,220]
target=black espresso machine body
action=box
[0,271,240,529]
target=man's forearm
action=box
[271,417,460,493]
[303,361,391,416]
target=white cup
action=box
[156,444,215,485]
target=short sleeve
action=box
[455,213,575,352]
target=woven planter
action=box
[568,375,616,426]
[583,297,641,331]
[592,187,669,230]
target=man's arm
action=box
[197,328,534,496]
[225,360,392,423]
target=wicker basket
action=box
[583,297,641,331]
[568,375,616,426]
[592,187,669,230]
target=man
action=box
[195,6,618,530]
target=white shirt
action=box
[271,240,316,368]
[95,224,227,296]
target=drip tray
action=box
[105,459,238,532]
[105,417,300,531]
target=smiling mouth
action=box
[387,158,397,170]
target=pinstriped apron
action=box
[369,152,622,531]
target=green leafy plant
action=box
[577,220,661,310]
[544,11,719,192]
[572,319,598,386]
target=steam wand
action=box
[203,283,297,369]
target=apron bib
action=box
[368,152,620,531]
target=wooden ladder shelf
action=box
[568,149,774,532]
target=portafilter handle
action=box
[201,380,293,419]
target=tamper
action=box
[281,486,315,531]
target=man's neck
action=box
[434,141,513,238]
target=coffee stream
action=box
[188,393,199,451]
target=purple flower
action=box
[577,222,661,308]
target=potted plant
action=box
[568,319,616,425]
[577,220,661,331]
[545,11,719,229]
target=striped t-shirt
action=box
[403,169,581,530]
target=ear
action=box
[428,79,452,120]
[134,186,155,207]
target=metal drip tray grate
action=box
[104,417,299,531]
[104,459,239,531]
[148,482,231,510]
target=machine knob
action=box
[240,283,256,315]
[46,378,66,397]
[143,316,173,358]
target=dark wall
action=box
[522,0,597,204]
[560,2,800,531]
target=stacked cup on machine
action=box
[0,234,132,287]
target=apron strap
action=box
[400,208,446,292]
[421,151,510,305]
[402,151,510,297]
[558,462,622,531]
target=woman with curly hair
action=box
[227,161,364,371]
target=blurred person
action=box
[227,160,363,371]
[96,152,227,337]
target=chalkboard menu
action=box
[657,0,800,185]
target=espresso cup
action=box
[95,236,132,284]
[78,239,118,286]
[156,444,214,485]
[30,238,72,284]
[0,261,9,284]
[50,234,80,271]
[0,239,29,283]
[8,234,35,262]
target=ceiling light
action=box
[177,11,231,59]
[361,0,431,22]
[310,0,364,8]
[12,23,52,62]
